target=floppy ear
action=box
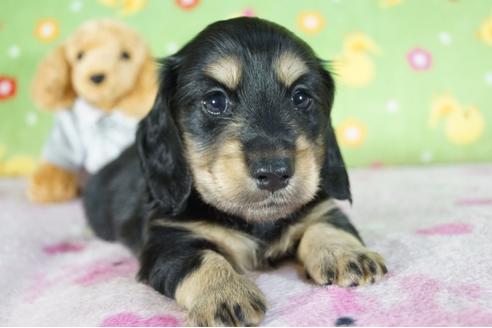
[116,52,158,119]
[137,56,192,215]
[31,44,76,110]
[319,67,352,202]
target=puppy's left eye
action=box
[120,51,131,60]
[292,90,312,110]
[202,91,229,116]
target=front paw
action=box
[303,245,387,287]
[188,275,266,327]
[27,163,79,203]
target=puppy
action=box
[83,17,387,326]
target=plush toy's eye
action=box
[77,51,84,61]
[120,51,131,60]
[202,91,229,115]
[292,89,312,110]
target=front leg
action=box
[138,225,266,326]
[298,207,387,287]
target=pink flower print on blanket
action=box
[24,257,138,303]
[278,275,492,326]
[74,257,138,286]
[43,241,85,254]
[100,312,181,327]
[416,223,473,235]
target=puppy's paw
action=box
[187,275,266,327]
[27,163,79,203]
[303,245,387,287]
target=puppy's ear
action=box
[31,44,76,110]
[137,56,192,215]
[319,67,352,202]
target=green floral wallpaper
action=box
[1,0,491,175]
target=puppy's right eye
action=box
[77,51,84,61]
[202,91,228,115]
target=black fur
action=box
[83,17,361,322]
[137,56,192,216]
[137,225,219,298]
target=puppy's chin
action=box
[196,182,319,222]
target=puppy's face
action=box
[138,18,350,221]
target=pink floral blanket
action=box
[1,164,492,326]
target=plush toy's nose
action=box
[90,73,106,85]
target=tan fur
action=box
[275,52,308,87]
[114,55,158,118]
[183,132,323,222]
[265,199,338,260]
[152,219,261,272]
[27,162,79,203]
[175,251,266,326]
[31,19,157,116]
[31,45,77,109]
[204,56,242,89]
[298,222,386,287]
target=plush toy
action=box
[28,19,157,203]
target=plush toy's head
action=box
[32,19,157,118]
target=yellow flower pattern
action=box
[336,118,368,148]
[297,12,326,35]
[33,19,59,43]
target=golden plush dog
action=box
[28,19,157,203]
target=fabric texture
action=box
[42,98,138,173]
[1,164,491,326]
[1,0,492,175]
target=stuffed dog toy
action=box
[28,19,157,203]
[83,17,387,326]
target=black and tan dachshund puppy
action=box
[83,17,387,326]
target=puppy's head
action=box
[138,17,350,221]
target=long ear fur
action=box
[116,52,158,119]
[319,66,352,202]
[31,44,76,110]
[137,56,192,215]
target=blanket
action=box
[1,164,492,326]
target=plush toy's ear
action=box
[137,56,192,215]
[117,52,158,119]
[319,66,352,202]
[31,45,76,110]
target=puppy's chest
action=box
[163,217,300,272]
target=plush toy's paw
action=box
[27,163,79,203]
[187,275,266,327]
[303,245,387,287]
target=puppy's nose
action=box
[251,158,293,193]
[90,73,105,84]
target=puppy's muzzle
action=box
[250,157,294,192]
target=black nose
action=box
[251,158,294,193]
[90,74,105,84]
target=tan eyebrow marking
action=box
[275,52,308,87]
[204,56,242,89]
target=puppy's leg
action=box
[139,225,266,326]
[298,206,387,287]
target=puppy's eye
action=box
[77,51,84,61]
[202,91,228,115]
[120,51,131,60]
[292,90,312,110]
